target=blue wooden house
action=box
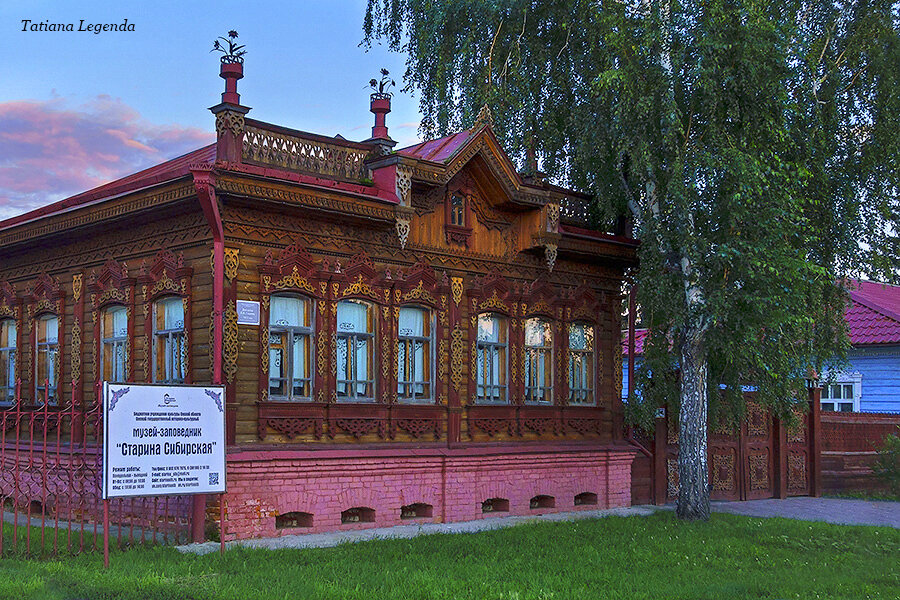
[623,280,900,414]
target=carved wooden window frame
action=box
[566,320,597,406]
[396,305,435,404]
[474,312,510,404]
[0,282,20,406]
[335,298,377,403]
[0,317,16,405]
[89,260,136,389]
[393,261,447,407]
[99,305,130,384]
[26,274,65,407]
[267,294,315,402]
[258,243,329,405]
[444,190,474,247]
[138,251,193,385]
[523,316,554,405]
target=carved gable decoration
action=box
[139,249,192,302]
[261,243,323,297]
[27,273,65,317]
[522,277,560,318]
[335,252,384,302]
[397,262,440,308]
[569,284,604,323]
[468,270,516,316]
[0,281,19,318]
[89,259,134,308]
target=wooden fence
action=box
[821,412,900,494]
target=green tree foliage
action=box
[364,0,900,519]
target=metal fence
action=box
[1,381,193,557]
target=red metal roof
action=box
[845,279,900,345]
[397,130,474,163]
[622,328,648,356]
[622,280,900,355]
[0,144,216,231]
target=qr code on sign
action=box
[209,472,219,486]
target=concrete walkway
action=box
[179,505,657,555]
[710,497,900,528]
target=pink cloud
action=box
[0,97,214,221]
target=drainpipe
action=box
[191,166,223,543]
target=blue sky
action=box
[0,0,424,220]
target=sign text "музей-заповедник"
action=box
[102,383,225,499]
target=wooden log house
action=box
[0,54,639,538]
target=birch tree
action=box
[364,0,900,520]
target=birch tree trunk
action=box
[676,324,710,520]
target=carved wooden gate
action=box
[645,391,821,504]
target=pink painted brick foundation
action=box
[219,445,636,540]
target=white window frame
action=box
[819,371,862,412]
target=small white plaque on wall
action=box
[236,300,260,326]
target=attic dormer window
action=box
[450,194,466,227]
[445,192,473,246]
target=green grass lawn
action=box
[1,511,897,600]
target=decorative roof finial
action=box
[368,68,396,99]
[473,104,494,129]
[212,30,246,64]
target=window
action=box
[1,319,15,404]
[153,297,186,383]
[397,306,432,402]
[821,379,860,412]
[476,313,508,403]
[336,300,375,401]
[35,314,59,404]
[268,295,313,401]
[101,306,128,383]
[524,318,553,403]
[450,194,466,227]
[568,323,594,405]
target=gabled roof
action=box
[845,279,900,345]
[0,144,216,231]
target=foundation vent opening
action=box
[481,498,510,514]
[341,507,375,524]
[529,495,555,509]
[400,503,433,520]
[275,511,314,529]
[574,492,598,506]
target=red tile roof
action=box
[397,130,474,163]
[845,279,900,345]
[0,144,216,231]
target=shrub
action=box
[872,426,900,496]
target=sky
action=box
[0,0,425,221]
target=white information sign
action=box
[102,383,226,499]
[236,300,260,325]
